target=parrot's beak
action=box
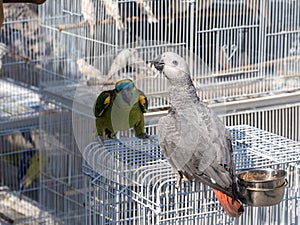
[150,55,164,72]
[121,88,133,106]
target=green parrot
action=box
[20,150,46,190]
[93,79,149,140]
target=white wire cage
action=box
[82,125,300,225]
[0,5,51,222]
[0,124,58,224]
[0,1,297,224]
[0,3,43,139]
[1,3,46,88]
[68,92,300,225]
[0,126,40,192]
[39,100,87,225]
[0,3,45,169]
[38,0,300,111]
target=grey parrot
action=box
[151,52,244,217]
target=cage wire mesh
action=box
[0,125,40,193]
[39,100,86,224]
[38,0,300,107]
[221,101,300,142]
[0,4,56,223]
[82,125,300,225]
[73,79,300,224]
[194,0,300,101]
[0,78,58,220]
[0,3,43,133]
[0,126,46,224]
[1,3,47,88]
[0,0,298,224]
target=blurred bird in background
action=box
[20,149,46,190]
[18,130,46,190]
[81,0,96,36]
[103,0,124,30]
[136,0,157,23]
[77,58,108,85]
[107,48,149,81]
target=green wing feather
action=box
[93,90,114,117]
[138,90,148,113]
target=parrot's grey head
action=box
[115,79,136,105]
[151,52,191,84]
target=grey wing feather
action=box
[158,102,235,189]
[157,113,178,169]
[196,104,234,186]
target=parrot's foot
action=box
[175,171,189,189]
[108,133,117,139]
[136,132,151,139]
[175,173,181,189]
[96,136,106,145]
[97,133,117,145]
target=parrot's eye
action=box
[172,60,178,66]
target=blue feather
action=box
[115,79,133,92]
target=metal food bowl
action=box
[237,169,287,206]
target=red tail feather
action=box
[213,189,244,217]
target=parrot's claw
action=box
[96,136,105,145]
[175,171,189,189]
[97,133,117,145]
[175,173,181,189]
[136,132,151,139]
[108,133,117,139]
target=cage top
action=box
[82,137,174,187]
[230,125,300,169]
[83,125,300,189]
